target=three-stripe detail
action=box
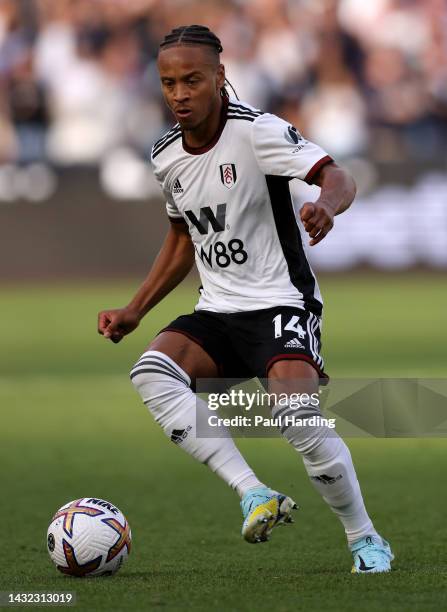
[152,125,182,159]
[272,402,321,434]
[307,313,324,369]
[228,102,263,123]
[130,353,190,386]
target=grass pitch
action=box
[1,274,446,611]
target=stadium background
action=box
[1,1,446,611]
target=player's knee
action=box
[130,350,196,434]
[130,350,191,405]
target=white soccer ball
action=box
[47,498,131,577]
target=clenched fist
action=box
[97,307,142,344]
[300,202,334,246]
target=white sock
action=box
[274,404,378,545]
[131,351,263,498]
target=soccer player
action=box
[98,25,393,573]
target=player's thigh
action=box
[268,359,319,397]
[147,331,219,381]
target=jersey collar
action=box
[182,95,228,156]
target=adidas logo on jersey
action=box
[284,337,305,349]
[172,178,183,194]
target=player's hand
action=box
[300,201,334,246]
[97,307,142,344]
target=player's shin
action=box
[273,404,378,544]
[130,351,262,497]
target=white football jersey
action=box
[151,98,333,315]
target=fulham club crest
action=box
[219,163,237,189]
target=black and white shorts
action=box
[159,305,328,382]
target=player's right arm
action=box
[97,220,194,343]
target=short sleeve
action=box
[151,148,184,223]
[252,113,333,184]
[164,187,184,223]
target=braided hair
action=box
[159,25,239,99]
[159,24,223,54]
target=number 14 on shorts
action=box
[273,314,306,339]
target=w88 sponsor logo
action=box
[196,239,248,268]
[185,203,248,268]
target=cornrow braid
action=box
[159,25,238,99]
[159,25,223,54]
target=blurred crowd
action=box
[0,0,446,168]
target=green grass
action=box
[1,274,446,611]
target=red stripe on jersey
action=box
[304,155,333,185]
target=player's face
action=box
[157,46,225,130]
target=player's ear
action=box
[216,63,225,92]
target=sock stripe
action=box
[130,366,186,385]
[134,356,188,383]
[272,404,292,419]
[280,410,321,434]
[273,403,319,419]
[138,352,191,384]
[130,366,188,386]
[277,407,319,422]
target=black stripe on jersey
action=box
[152,129,181,155]
[265,175,323,316]
[228,109,262,120]
[227,114,256,123]
[152,125,180,152]
[227,109,261,121]
[228,102,262,115]
[152,127,181,156]
[152,131,182,158]
[228,105,260,115]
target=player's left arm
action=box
[301,162,356,246]
[251,113,356,246]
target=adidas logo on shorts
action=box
[173,178,183,194]
[284,337,304,349]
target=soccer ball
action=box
[47,498,131,577]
